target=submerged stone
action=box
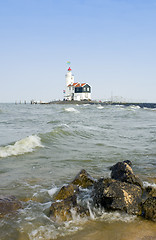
[0,196,22,217]
[141,197,156,222]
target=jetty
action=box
[39,100,156,109]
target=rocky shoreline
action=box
[1,161,155,223]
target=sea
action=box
[0,102,156,240]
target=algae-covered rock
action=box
[72,169,96,188]
[0,196,22,217]
[50,195,89,222]
[93,178,142,215]
[49,169,94,221]
[145,186,156,198]
[110,161,143,189]
[141,197,156,222]
[54,184,79,201]
[49,164,145,222]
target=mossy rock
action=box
[141,197,156,222]
[110,161,143,189]
[93,178,143,215]
[54,184,79,201]
[50,195,89,222]
[145,186,156,198]
[72,169,96,188]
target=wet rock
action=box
[110,161,143,189]
[141,197,156,221]
[49,169,94,221]
[93,178,142,215]
[72,169,96,188]
[0,196,22,217]
[145,186,156,198]
[54,184,79,201]
[49,195,89,222]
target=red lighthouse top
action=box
[68,67,72,71]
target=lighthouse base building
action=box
[64,67,91,101]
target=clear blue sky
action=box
[0,0,156,103]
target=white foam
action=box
[65,107,79,113]
[48,187,58,197]
[143,107,156,111]
[143,181,156,189]
[98,210,136,222]
[129,105,141,110]
[28,206,135,240]
[0,135,43,158]
[97,105,104,109]
[83,104,90,106]
[87,202,95,220]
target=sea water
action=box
[0,103,156,240]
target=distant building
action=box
[64,67,91,101]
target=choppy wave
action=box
[97,105,104,109]
[83,104,90,106]
[41,126,72,143]
[0,135,43,158]
[128,105,141,110]
[47,120,60,124]
[144,107,156,111]
[64,107,80,113]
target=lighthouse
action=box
[64,64,91,101]
[65,67,74,87]
[64,67,75,100]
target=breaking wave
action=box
[28,205,136,240]
[97,105,104,109]
[128,105,141,110]
[0,135,43,158]
[47,186,58,197]
[64,107,79,113]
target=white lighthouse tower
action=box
[64,67,75,100]
[65,67,74,86]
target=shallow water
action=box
[0,103,156,240]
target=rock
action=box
[49,195,89,222]
[0,196,22,217]
[145,186,156,197]
[54,184,79,201]
[72,169,96,188]
[49,169,95,221]
[110,161,143,189]
[93,178,142,215]
[141,197,156,221]
[49,164,145,222]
